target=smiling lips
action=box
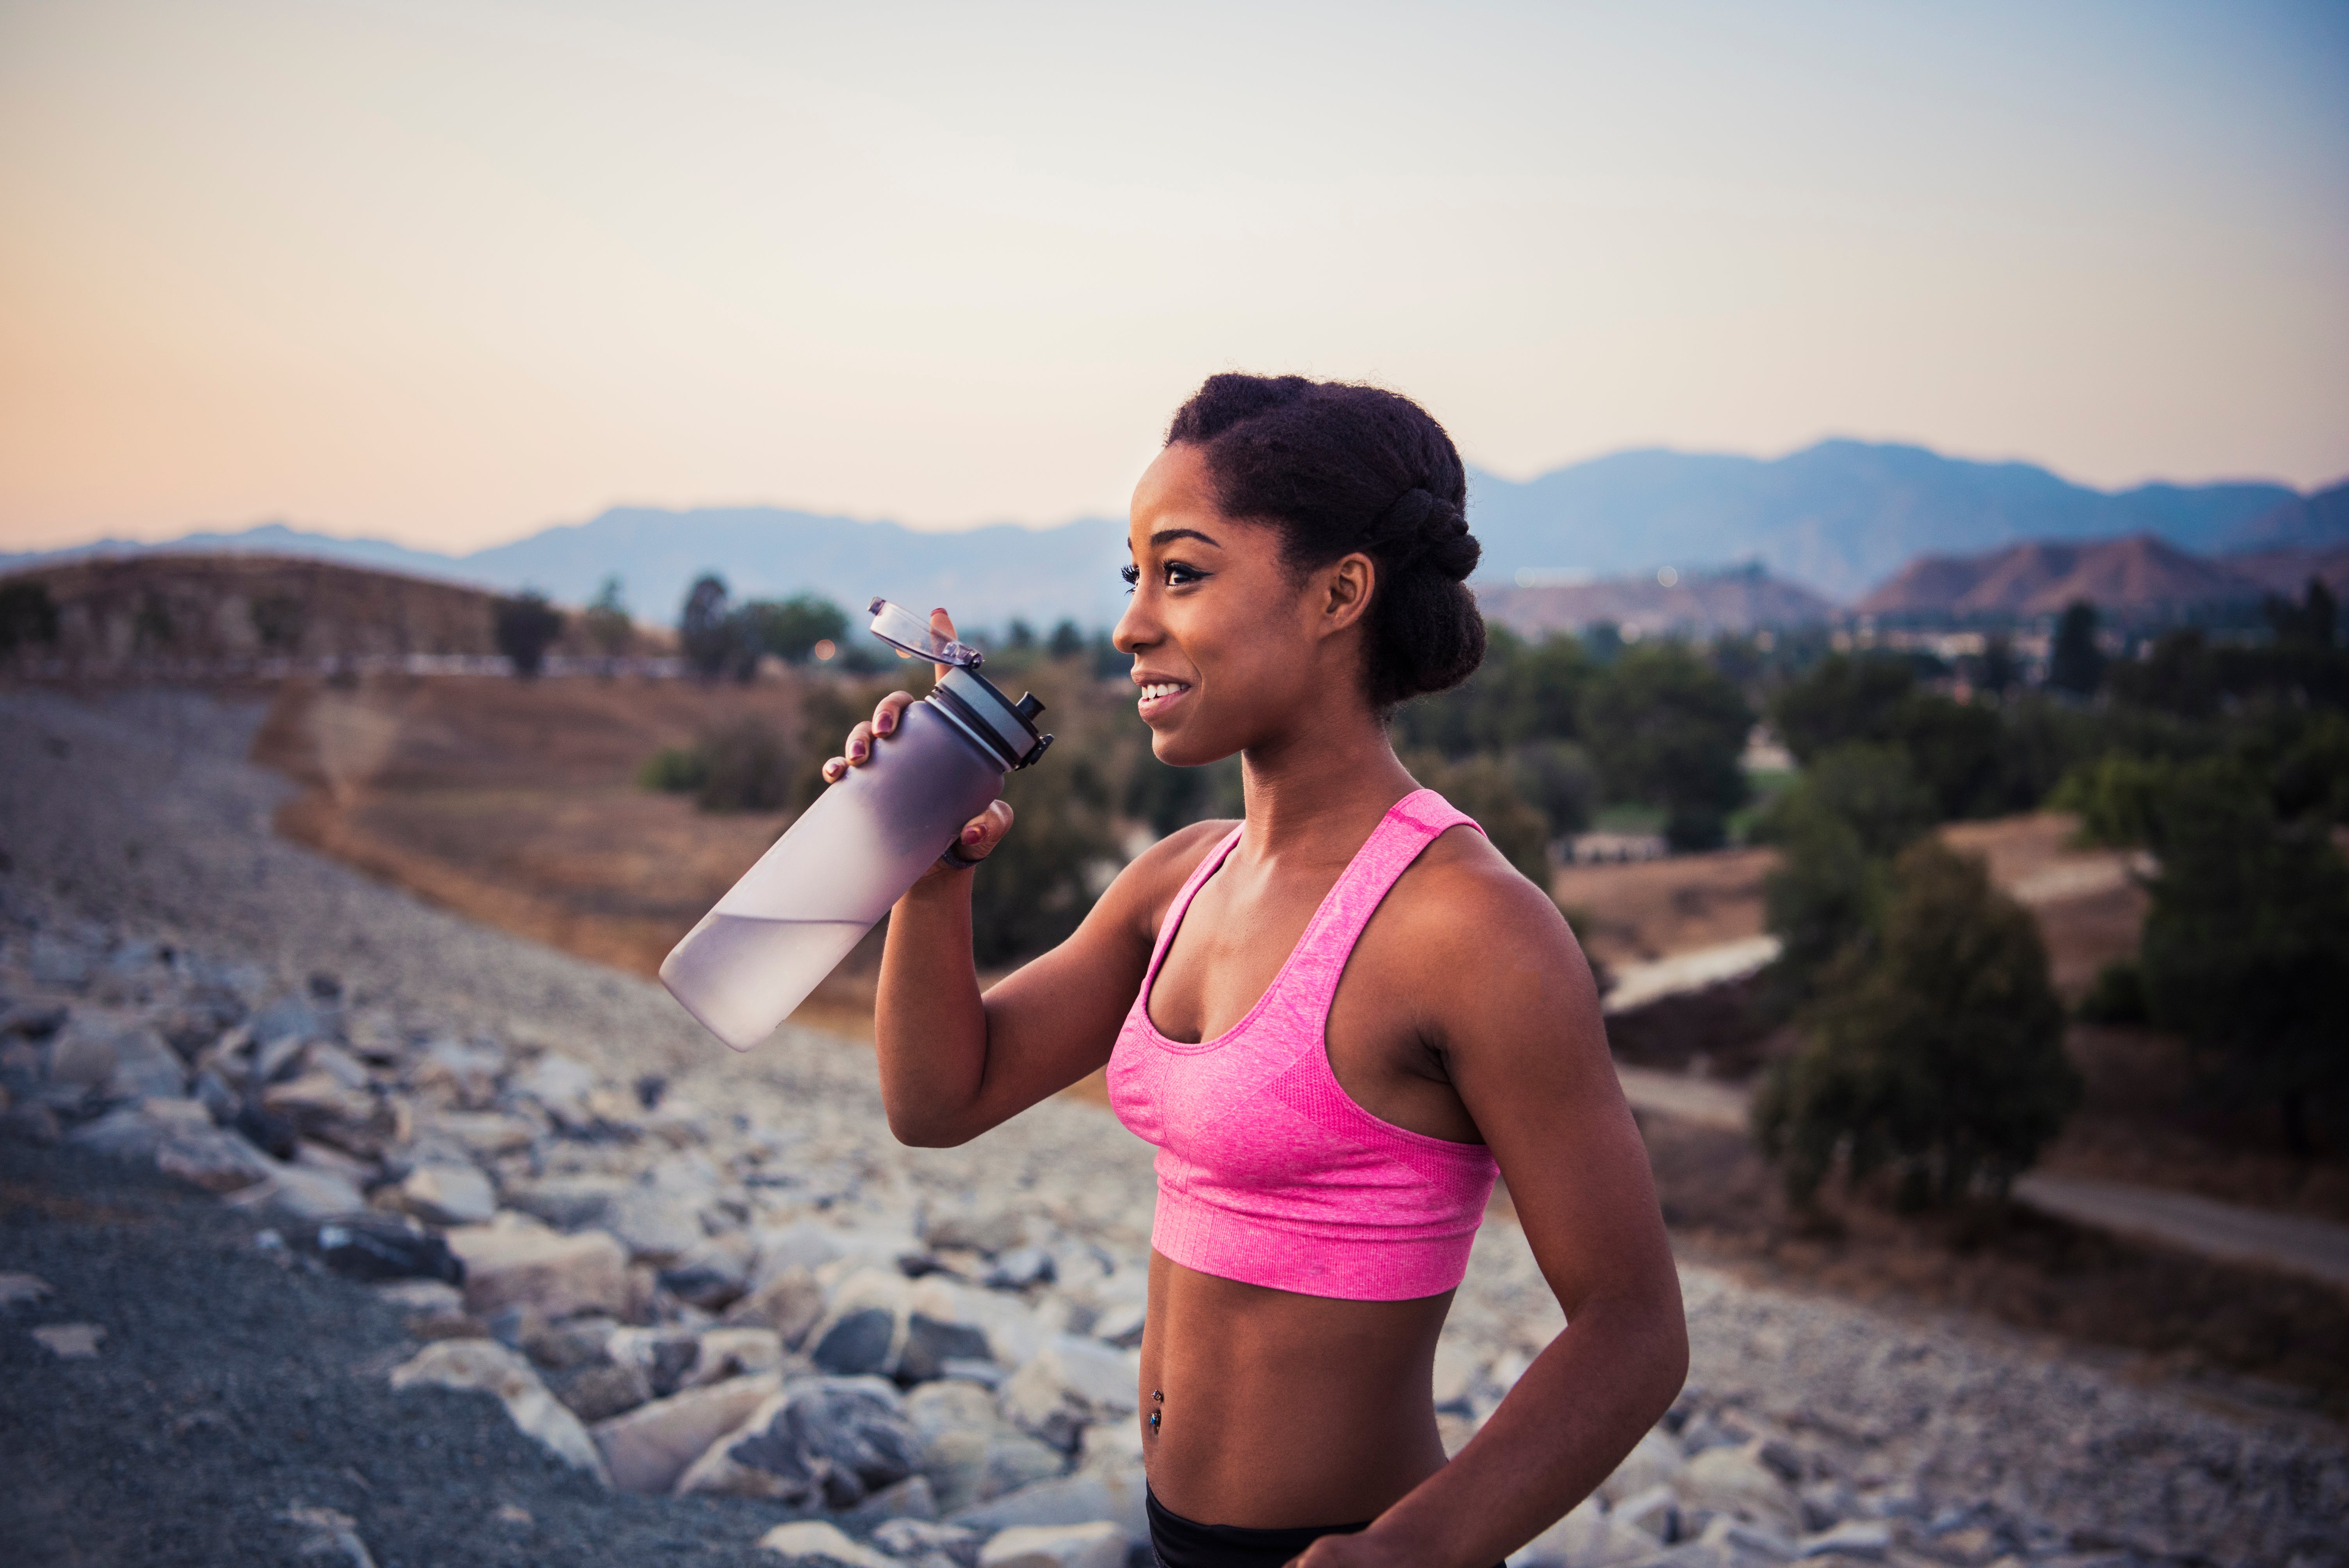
[1135,678,1191,717]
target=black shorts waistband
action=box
[1144,1484,1370,1567]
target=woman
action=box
[825,374,1687,1568]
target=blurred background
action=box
[4,2,2348,1557]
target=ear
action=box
[1317,553,1376,635]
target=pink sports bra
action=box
[1105,788,1500,1301]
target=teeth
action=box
[1139,683,1185,701]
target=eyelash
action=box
[1121,561,1205,595]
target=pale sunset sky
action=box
[2,0,2344,552]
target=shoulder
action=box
[1381,821,1593,998]
[1095,818,1237,933]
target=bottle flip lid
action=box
[867,599,986,668]
[866,597,1053,769]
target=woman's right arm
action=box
[826,686,1221,1147]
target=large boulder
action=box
[390,1339,609,1485]
[446,1219,628,1318]
[998,1338,1139,1452]
[589,1373,781,1494]
[675,1377,925,1510]
[948,1471,1146,1548]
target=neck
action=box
[1234,694,1420,860]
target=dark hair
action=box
[1166,373,1485,709]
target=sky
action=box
[2,0,2345,554]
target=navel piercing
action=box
[1149,1390,1162,1434]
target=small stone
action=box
[104,1025,188,1099]
[374,1278,471,1333]
[985,1247,1055,1290]
[312,1215,465,1284]
[239,1164,367,1222]
[814,1306,898,1376]
[412,1037,505,1108]
[900,1313,992,1383]
[589,1372,781,1493]
[724,1265,827,1346]
[31,1322,105,1358]
[446,1222,628,1318]
[871,1518,978,1559]
[923,1210,1027,1256]
[1601,1428,1687,1505]
[494,1503,533,1525]
[841,1474,939,1527]
[752,1520,896,1568]
[503,1174,626,1229]
[978,1522,1125,1568]
[1799,1521,1893,1560]
[948,1472,1146,1545]
[1675,1445,1804,1538]
[549,1361,652,1423]
[397,1164,497,1228]
[390,1338,610,1484]
[691,1326,788,1386]
[1614,1482,1679,1542]
[280,1504,378,1568]
[677,1377,924,1509]
[1511,1494,1658,1568]
[0,1272,55,1307]
[511,1052,599,1124]
[424,1111,538,1158]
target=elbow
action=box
[883,1104,974,1149]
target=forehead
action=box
[1128,443,1221,542]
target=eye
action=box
[1120,563,1140,588]
[1163,561,1205,587]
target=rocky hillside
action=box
[0,553,634,672]
[2,687,2344,1568]
[1477,565,1839,639]
[1854,535,2276,619]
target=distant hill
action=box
[1466,440,2295,601]
[2224,479,2349,552]
[4,439,2330,622]
[0,553,622,670]
[1476,563,1838,640]
[2226,545,2349,599]
[1855,535,2278,619]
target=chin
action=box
[1150,726,1235,772]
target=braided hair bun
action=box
[1166,374,1486,709]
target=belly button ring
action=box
[1149,1391,1162,1434]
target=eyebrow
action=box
[1146,527,1223,549]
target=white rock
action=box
[1509,1495,1657,1568]
[398,1163,497,1228]
[155,1125,278,1194]
[422,1111,537,1158]
[0,1272,54,1306]
[390,1338,610,1484]
[978,1522,1126,1568]
[725,1265,827,1346]
[690,1327,788,1386]
[104,1025,187,1099]
[1432,1342,1478,1407]
[1798,1521,1892,1560]
[1075,1415,1144,1476]
[949,1471,1147,1545]
[677,1377,925,1509]
[1600,1428,1687,1505]
[909,1275,1047,1368]
[749,1219,848,1283]
[753,1520,897,1567]
[871,1517,978,1557]
[512,1052,599,1124]
[589,1372,781,1493]
[1675,1446,1804,1539]
[998,1336,1139,1452]
[234,1163,367,1221]
[446,1221,628,1318]
[1613,1483,1679,1543]
[32,1322,105,1358]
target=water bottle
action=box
[659,600,1053,1050]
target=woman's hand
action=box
[815,607,1014,870]
[1284,1532,1424,1568]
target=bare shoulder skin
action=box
[822,439,1686,1567]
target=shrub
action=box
[970,749,1121,965]
[638,747,708,794]
[1578,641,1751,851]
[1754,839,2078,1209]
[0,579,60,652]
[2138,764,2349,1158]
[2076,959,2149,1025]
[692,718,795,813]
[1510,738,1600,838]
[249,593,307,654]
[739,594,850,665]
[583,576,633,665]
[492,590,564,678]
[2048,600,2105,697]
[2047,752,2177,847]
[1770,653,1915,765]
[680,574,741,681]
[1412,753,1553,889]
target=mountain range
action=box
[5,442,2341,627]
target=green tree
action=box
[1510,739,1600,838]
[1770,653,1915,765]
[1579,641,1751,850]
[2137,762,2349,1158]
[0,579,60,653]
[970,749,1121,964]
[1412,752,1553,888]
[2048,600,2105,697]
[740,594,850,665]
[1754,838,2078,1208]
[582,576,633,671]
[692,718,796,813]
[680,574,738,682]
[1047,619,1086,660]
[492,590,564,679]
[1752,743,1936,1009]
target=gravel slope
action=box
[1,685,2344,1566]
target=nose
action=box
[1112,589,1157,658]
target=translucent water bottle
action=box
[659,600,1053,1050]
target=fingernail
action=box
[877,715,893,732]
[963,826,981,844]
[850,743,866,760]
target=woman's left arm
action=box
[1303,859,1690,1568]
